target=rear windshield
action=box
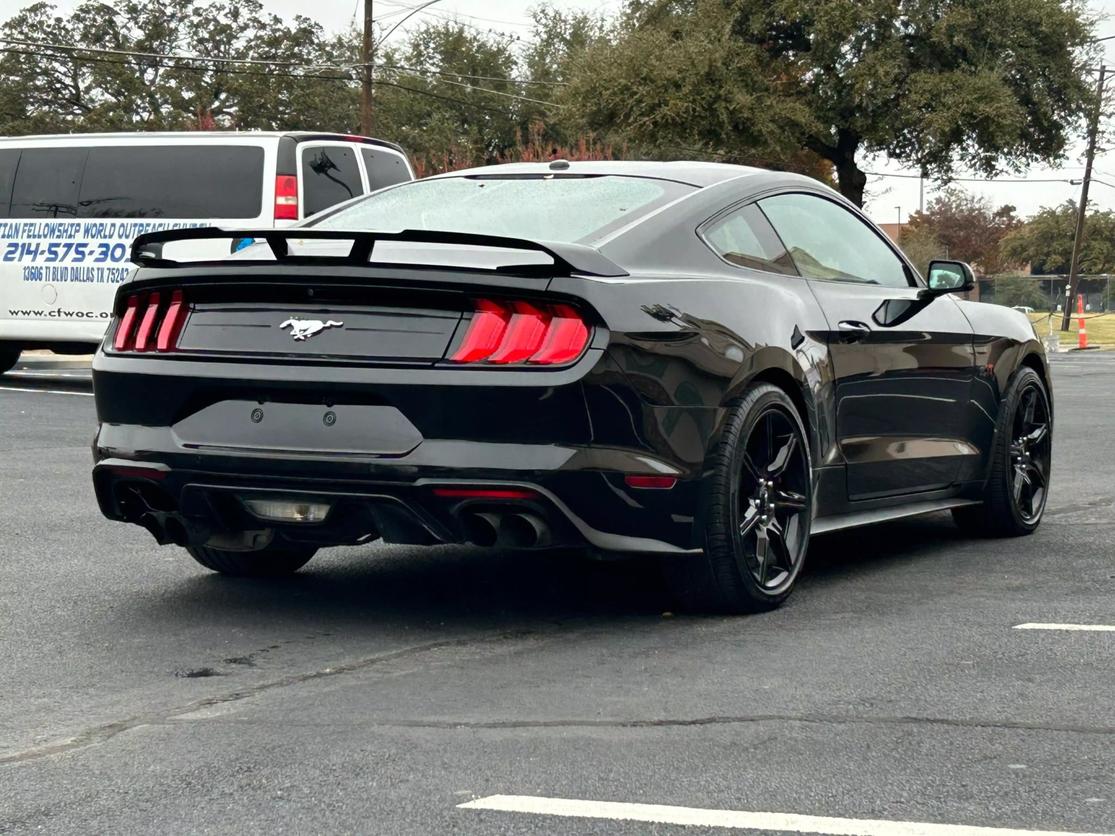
[310,175,693,244]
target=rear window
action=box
[361,148,410,190]
[10,148,86,219]
[311,175,693,244]
[78,145,264,218]
[0,149,18,218]
[302,146,362,216]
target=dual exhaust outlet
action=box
[461,511,551,549]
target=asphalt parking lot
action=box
[0,352,1112,835]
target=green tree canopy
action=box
[561,0,1096,205]
[1000,201,1115,275]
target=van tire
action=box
[0,345,20,375]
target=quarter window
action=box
[702,203,797,275]
[10,148,87,219]
[301,146,362,216]
[759,193,911,288]
[361,148,410,190]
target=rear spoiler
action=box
[129,227,628,278]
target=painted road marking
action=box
[1014,623,1115,633]
[458,795,1115,836]
[0,386,94,397]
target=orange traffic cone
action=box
[1077,293,1088,350]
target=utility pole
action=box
[1063,64,1106,332]
[360,0,374,136]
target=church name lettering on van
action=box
[0,220,207,284]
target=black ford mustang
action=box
[91,161,1052,612]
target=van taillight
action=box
[449,300,590,366]
[274,175,298,221]
[113,290,188,353]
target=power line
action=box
[386,69,559,106]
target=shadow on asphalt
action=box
[141,514,969,628]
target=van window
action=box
[301,146,362,216]
[361,148,410,190]
[0,149,18,218]
[78,145,264,218]
[10,148,87,219]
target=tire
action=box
[0,345,20,375]
[952,366,1051,538]
[186,543,317,577]
[665,383,813,614]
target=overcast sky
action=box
[38,0,1115,222]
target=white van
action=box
[0,131,414,373]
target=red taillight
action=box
[487,302,550,364]
[624,475,678,490]
[112,290,188,353]
[156,290,187,352]
[432,487,539,499]
[134,291,161,351]
[113,294,142,351]
[449,299,590,366]
[274,175,298,221]
[450,300,511,362]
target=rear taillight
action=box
[274,175,299,221]
[112,290,188,353]
[449,299,590,366]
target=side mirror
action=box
[923,260,976,298]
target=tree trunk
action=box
[834,158,867,208]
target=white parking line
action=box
[458,795,1114,836]
[1013,623,1115,633]
[0,385,93,397]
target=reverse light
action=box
[274,174,299,221]
[449,299,590,366]
[242,497,331,523]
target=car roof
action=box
[0,131,406,153]
[432,160,769,188]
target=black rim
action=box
[734,407,810,591]
[1009,382,1051,525]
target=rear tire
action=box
[665,383,813,614]
[186,543,317,577]
[952,366,1051,538]
[0,345,20,375]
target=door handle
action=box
[837,320,872,343]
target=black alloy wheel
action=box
[735,407,811,593]
[1007,380,1051,525]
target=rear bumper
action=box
[92,443,703,555]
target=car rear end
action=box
[91,227,706,559]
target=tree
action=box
[905,188,1021,275]
[988,275,1049,310]
[898,224,945,278]
[561,0,1096,206]
[0,0,357,134]
[1001,202,1115,276]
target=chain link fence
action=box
[977,275,1113,313]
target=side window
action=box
[702,203,797,275]
[79,145,264,219]
[759,193,911,288]
[0,149,19,218]
[301,146,361,216]
[361,148,411,191]
[10,148,87,219]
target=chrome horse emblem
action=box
[279,318,343,341]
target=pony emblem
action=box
[279,318,344,341]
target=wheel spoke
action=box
[1022,389,1037,427]
[742,452,763,482]
[755,528,770,585]
[739,504,761,539]
[767,433,798,478]
[1012,466,1030,504]
[764,413,775,467]
[1027,462,1046,490]
[767,519,795,573]
[1025,423,1049,446]
[774,489,808,512]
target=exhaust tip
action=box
[500,513,550,549]
[462,512,500,547]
